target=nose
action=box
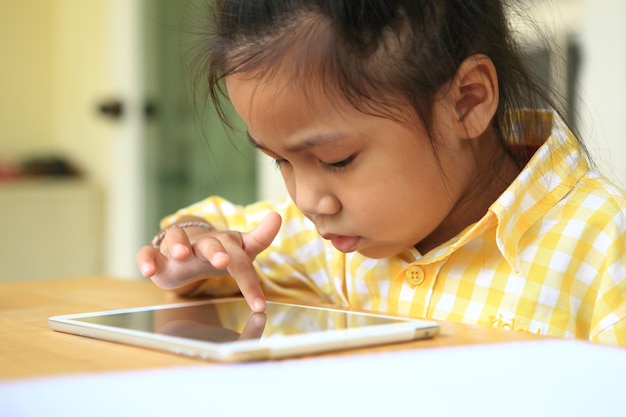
[289,172,341,218]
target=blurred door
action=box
[141,0,257,237]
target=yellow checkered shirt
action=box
[162,112,626,346]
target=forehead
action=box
[225,68,416,139]
[226,70,352,132]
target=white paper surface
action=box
[2,339,625,417]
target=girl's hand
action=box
[135,212,282,312]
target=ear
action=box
[446,54,499,139]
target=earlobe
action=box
[450,54,499,138]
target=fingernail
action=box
[211,252,228,266]
[140,263,153,276]
[253,298,266,312]
[172,244,187,257]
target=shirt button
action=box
[405,265,425,287]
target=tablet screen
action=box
[49,299,439,361]
[71,299,422,343]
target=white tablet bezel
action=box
[48,298,439,362]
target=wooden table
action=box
[0,276,543,380]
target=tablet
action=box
[48,298,439,362]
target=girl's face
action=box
[226,72,488,258]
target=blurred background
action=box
[1,0,624,282]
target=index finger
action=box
[221,240,267,312]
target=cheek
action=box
[365,158,451,221]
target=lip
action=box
[321,233,361,253]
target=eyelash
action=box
[273,158,288,169]
[272,155,355,172]
[323,155,355,171]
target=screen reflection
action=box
[74,300,407,344]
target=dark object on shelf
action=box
[21,156,81,177]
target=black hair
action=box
[191,0,584,164]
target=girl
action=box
[136,0,626,345]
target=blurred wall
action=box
[52,0,115,190]
[578,0,626,188]
[0,1,56,157]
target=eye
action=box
[323,155,355,171]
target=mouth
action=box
[321,233,361,253]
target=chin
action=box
[356,246,400,259]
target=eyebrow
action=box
[246,131,349,153]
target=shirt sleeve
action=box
[587,196,626,346]
[590,262,626,346]
[160,195,286,232]
[593,316,626,346]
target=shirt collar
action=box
[489,110,590,270]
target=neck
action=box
[415,129,520,254]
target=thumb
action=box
[242,211,282,258]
